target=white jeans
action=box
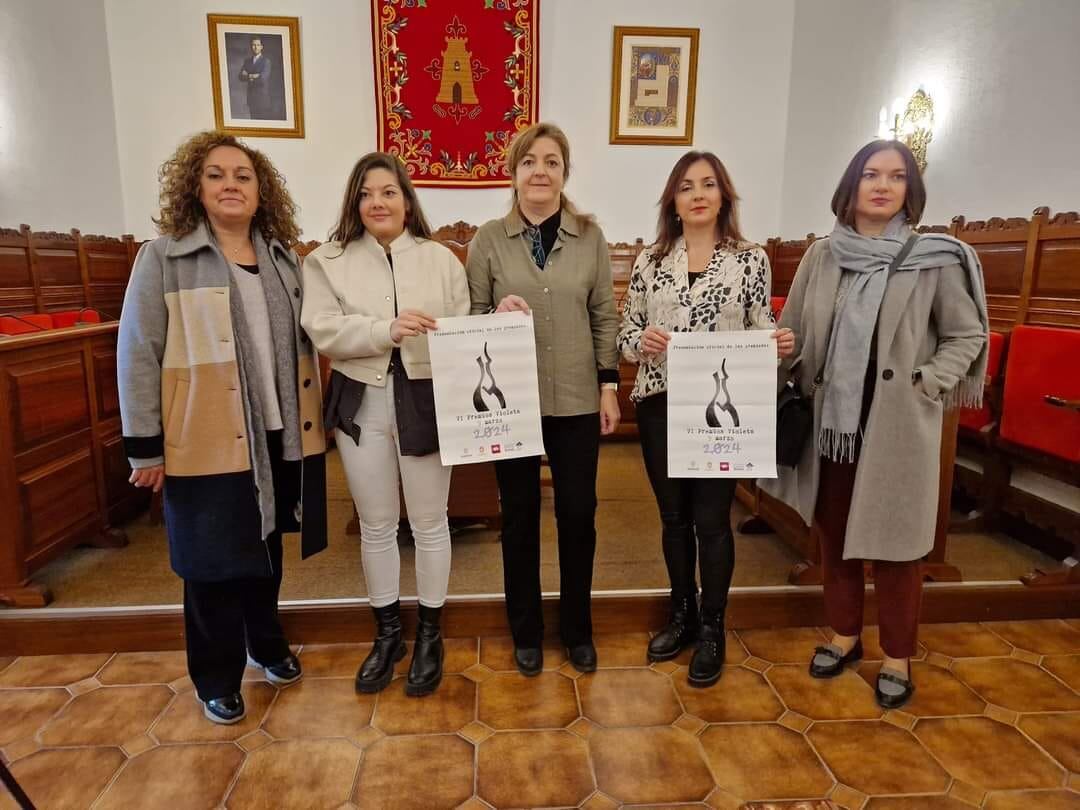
[336,375,451,608]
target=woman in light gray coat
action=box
[762,140,988,709]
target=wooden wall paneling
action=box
[7,352,90,450]
[91,333,149,526]
[761,237,777,273]
[769,234,815,298]
[0,226,38,316]
[0,335,46,606]
[84,335,128,547]
[74,228,94,311]
[1025,209,1080,329]
[83,233,133,320]
[23,225,45,313]
[0,324,125,607]
[953,214,1031,331]
[5,343,100,572]
[20,448,100,566]
[925,406,963,580]
[608,239,646,439]
[30,229,86,314]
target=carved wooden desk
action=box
[0,323,148,606]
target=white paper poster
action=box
[666,330,778,478]
[428,312,545,466]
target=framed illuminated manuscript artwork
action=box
[610,26,699,146]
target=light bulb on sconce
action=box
[878,87,935,172]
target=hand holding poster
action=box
[428,312,545,466]
[666,330,778,478]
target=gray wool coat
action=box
[760,238,986,561]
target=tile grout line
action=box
[472,637,481,804]
[572,673,601,806]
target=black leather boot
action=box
[356,601,406,694]
[688,614,725,688]
[647,594,699,662]
[406,604,444,696]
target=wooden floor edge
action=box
[1,584,1077,655]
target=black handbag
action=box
[776,375,817,468]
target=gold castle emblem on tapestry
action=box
[425,15,489,125]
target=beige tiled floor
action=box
[1,620,1079,809]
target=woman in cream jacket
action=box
[302,152,469,697]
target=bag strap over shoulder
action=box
[801,233,919,397]
[890,233,920,274]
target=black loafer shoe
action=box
[567,642,597,673]
[251,653,303,686]
[514,646,543,677]
[808,639,863,679]
[876,669,915,709]
[203,692,246,725]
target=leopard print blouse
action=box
[617,237,775,403]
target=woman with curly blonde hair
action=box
[117,131,328,724]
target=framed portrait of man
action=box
[207,14,304,138]
[610,26,699,146]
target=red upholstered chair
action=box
[770,296,786,322]
[52,308,102,328]
[993,325,1080,585]
[999,325,1080,464]
[0,313,54,335]
[958,330,1007,434]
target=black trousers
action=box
[636,393,736,619]
[183,531,291,700]
[495,412,600,648]
[182,431,292,701]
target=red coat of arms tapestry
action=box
[371,0,540,187]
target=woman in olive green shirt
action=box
[466,122,620,676]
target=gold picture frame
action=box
[609,26,699,146]
[207,14,305,139]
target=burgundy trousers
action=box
[813,457,923,658]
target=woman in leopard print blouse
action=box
[618,151,794,688]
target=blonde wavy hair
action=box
[153,130,301,245]
[506,122,594,226]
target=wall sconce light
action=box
[877,87,935,172]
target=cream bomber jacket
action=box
[300,230,470,385]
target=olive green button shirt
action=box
[466,209,619,417]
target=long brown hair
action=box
[654,151,744,258]
[328,152,432,248]
[154,130,300,245]
[505,122,594,225]
[831,139,926,227]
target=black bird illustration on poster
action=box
[706,358,740,428]
[472,342,507,412]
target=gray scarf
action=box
[820,214,989,461]
[225,231,302,538]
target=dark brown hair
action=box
[328,152,432,248]
[654,151,744,258]
[154,130,300,245]
[830,140,926,227]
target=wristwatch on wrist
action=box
[601,382,619,391]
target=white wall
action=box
[779,0,1080,236]
[0,0,124,233]
[18,1,1078,243]
[103,0,795,243]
